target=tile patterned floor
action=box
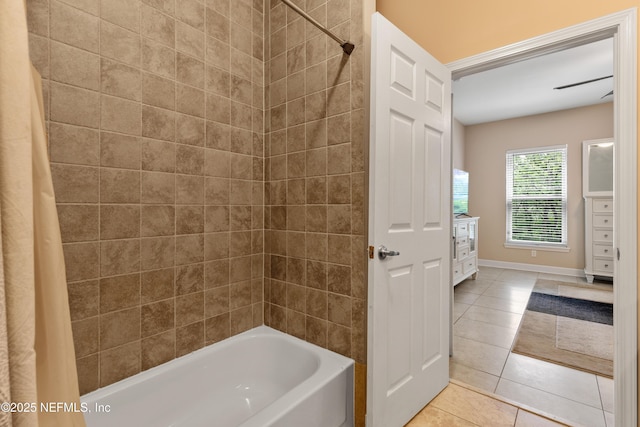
[408,267,614,427]
[407,381,570,426]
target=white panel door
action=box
[367,12,452,427]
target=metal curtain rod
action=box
[280,0,355,55]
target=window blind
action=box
[506,145,568,247]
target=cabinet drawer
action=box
[453,262,463,279]
[593,258,614,273]
[456,236,469,246]
[593,244,614,257]
[593,229,613,242]
[456,223,468,236]
[458,247,469,260]
[593,199,614,213]
[592,213,613,228]
[463,258,476,274]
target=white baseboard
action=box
[478,259,584,278]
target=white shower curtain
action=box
[0,1,86,426]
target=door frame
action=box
[447,9,637,426]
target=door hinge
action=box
[617,248,620,260]
[368,245,375,259]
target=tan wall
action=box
[464,103,613,268]
[376,0,637,65]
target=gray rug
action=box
[512,279,613,378]
[525,292,613,325]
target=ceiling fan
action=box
[553,75,613,99]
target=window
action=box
[506,145,568,249]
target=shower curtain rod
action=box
[280,0,355,55]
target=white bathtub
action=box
[81,326,354,427]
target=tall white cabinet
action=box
[453,217,479,286]
[583,138,614,283]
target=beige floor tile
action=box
[501,353,602,408]
[514,410,570,426]
[454,317,517,349]
[452,336,509,376]
[482,283,533,303]
[450,361,499,394]
[491,280,537,291]
[456,278,493,294]
[597,376,614,413]
[496,379,607,427]
[459,305,522,330]
[495,269,539,285]
[430,383,518,427]
[455,291,482,305]
[473,295,528,314]
[453,267,613,425]
[604,411,614,427]
[405,406,477,427]
[529,280,560,295]
[537,273,578,283]
[454,302,471,322]
[476,266,503,279]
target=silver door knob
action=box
[378,245,400,260]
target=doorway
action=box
[446,9,637,427]
[451,37,614,426]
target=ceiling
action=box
[452,38,614,126]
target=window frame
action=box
[505,144,569,251]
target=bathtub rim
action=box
[81,325,354,426]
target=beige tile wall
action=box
[26,0,367,402]
[264,0,366,365]
[27,0,266,394]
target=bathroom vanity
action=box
[453,216,479,286]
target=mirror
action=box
[583,139,614,196]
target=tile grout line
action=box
[454,268,612,426]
